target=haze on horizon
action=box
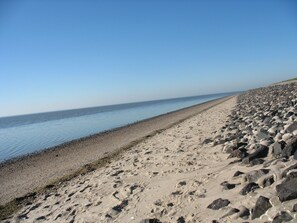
[0,0,297,117]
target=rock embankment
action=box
[205,82,297,222]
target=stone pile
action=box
[205,82,297,221]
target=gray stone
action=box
[239,182,260,195]
[242,145,269,164]
[272,142,283,157]
[244,169,270,183]
[276,173,297,202]
[207,198,230,210]
[268,126,277,135]
[286,123,297,133]
[274,133,283,142]
[220,181,236,190]
[236,206,250,219]
[251,196,272,219]
[272,211,293,223]
[281,136,297,158]
[256,129,270,140]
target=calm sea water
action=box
[0,92,234,162]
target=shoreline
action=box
[0,95,234,166]
[0,95,235,206]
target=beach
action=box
[1,82,297,222]
[0,97,232,207]
[1,95,237,222]
[1,0,297,222]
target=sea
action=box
[0,92,235,163]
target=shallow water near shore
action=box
[0,92,234,162]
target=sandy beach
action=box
[0,97,232,207]
[1,82,297,222]
[1,95,238,222]
[2,1,297,222]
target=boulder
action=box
[276,172,297,202]
[268,126,277,135]
[256,129,270,140]
[244,169,270,183]
[271,142,283,157]
[236,206,250,219]
[220,181,236,190]
[251,196,272,219]
[242,145,269,164]
[281,136,297,158]
[271,211,293,223]
[274,133,283,142]
[285,123,297,133]
[207,198,230,210]
[239,182,260,195]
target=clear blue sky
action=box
[0,0,297,117]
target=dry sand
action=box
[1,96,264,223]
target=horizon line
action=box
[0,90,242,119]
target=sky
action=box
[0,0,297,117]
